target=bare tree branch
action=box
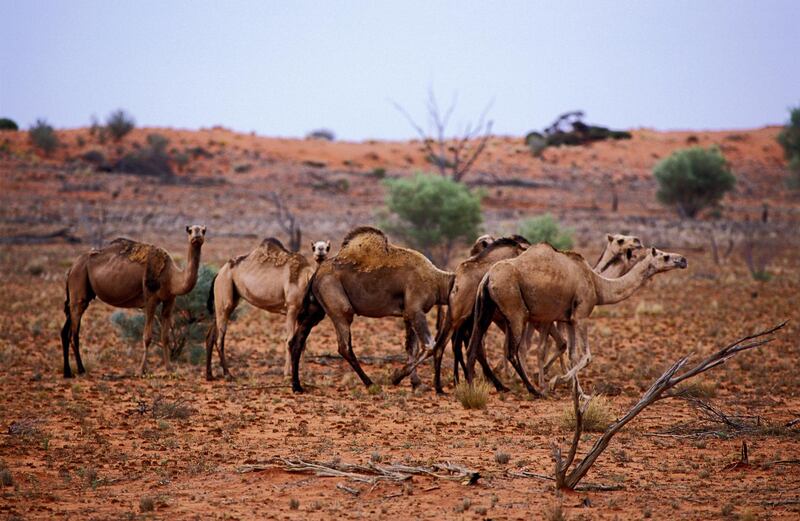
[391,90,494,182]
[264,191,301,252]
[552,321,787,490]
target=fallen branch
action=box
[237,457,480,486]
[552,322,787,490]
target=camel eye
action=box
[617,239,624,245]
[664,255,671,262]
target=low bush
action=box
[113,133,174,178]
[0,117,18,131]
[561,395,615,432]
[29,119,59,156]
[518,214,573,250]
[653,146,735,218]
[105,109,135,141]
[306,128,335,141]
[454,380,491,410]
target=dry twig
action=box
[552,322,787,490]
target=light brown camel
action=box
[60,225,206,377]
[288,226,454,393]
[524,233,646,389]
[466,244,686,395]
[205,238,330,380]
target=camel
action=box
[405,233,643,394]
[61,225,206,377]
[287,226,454,393]
[205,238,330,380]
[465,245,687,396]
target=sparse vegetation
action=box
[777,105,800,188]
[139,496,155,512]
[29,119,59,156]
[382,173,483,265]
[494,451,511,464]
[653,146,736,218]
[289,498,300,510]
[114,132,174,178]
[306,128,335,141]
[561,395,615,432]
[151,395,194,420]
[518,214,574,250]
[454,380,491,410]
[105,109,135,141]
[0,117,18,131]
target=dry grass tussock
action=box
[561,395,616,432]
[454,380,492,410]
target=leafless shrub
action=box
[264,191,301,252]
[454,380,491,410]
[393,89,493,182]
[151,396,193,420]
[552,322,786,490]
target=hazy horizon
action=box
[2,0,799,140]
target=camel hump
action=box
[260,237,288,251]
[473,236,525,259]
[107,237,170,290]
[341,226,388,249]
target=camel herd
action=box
[60,224,687,398]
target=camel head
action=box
[311,240,331,263]
[606,233,644,262]
[470,234,496,256]
[185,225,206,247]
[642,247,688,276]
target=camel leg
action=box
[60,307,72,378]
[139,298,158,376]
[207,276,238,380]
[451,321,467,386]
[431,313,455,394]
[283,305,300,378]
[504,314,542,397]
[536,323,552,392]
[332,314,373,389]
[542,325,568,375]
[160,298,175,371]
[403,320,422,389]
[465,286,509,392]
[68,297,91,376]
[289,295,326,393]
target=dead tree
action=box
[393,89,493,183]
[552,321,786,490]
[264,191,301,252]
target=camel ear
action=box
[651,247,657,256]
[310,241,315,251]
[607,234,614,242]
[186,225,191,234]
[201,226,206,234]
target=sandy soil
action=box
[1,127,799,519]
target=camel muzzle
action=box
[676,257,688,269]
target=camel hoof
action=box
[292,384,305,394]
[224,372,236,381]
[205,373,214,381]
[435,388,447,396]
[63,371,74,379]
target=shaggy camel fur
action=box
[288,226,454,393]
[61,225,206,377]
[466,245,686,395]
[205,238,329,380]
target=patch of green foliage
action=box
[382,173,483,265]
[105,109,135,141]
[518,214,574,250]
[653,146,735,218]
[778,105,800,188]
[0,118,18,131]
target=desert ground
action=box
[1,126,799,520]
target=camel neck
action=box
[593,243,617,272]
[171,242,202,295]
[592,257,651,305]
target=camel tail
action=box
[206,274,218,314]
[466,274,497,378]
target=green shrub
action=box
[306,128,335,141]
[29,119,59,156]
[105,109,135,141]
[382,173,483,265]
[653,146,735,218]
[518,214,573,250]
[525,131,548,157]
[111,265,216,360]
[778,106,800,188]
[0,118,18,131]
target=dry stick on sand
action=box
[237,457,479,486]
[552,321,787,490]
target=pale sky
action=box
[1,0,798,140]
